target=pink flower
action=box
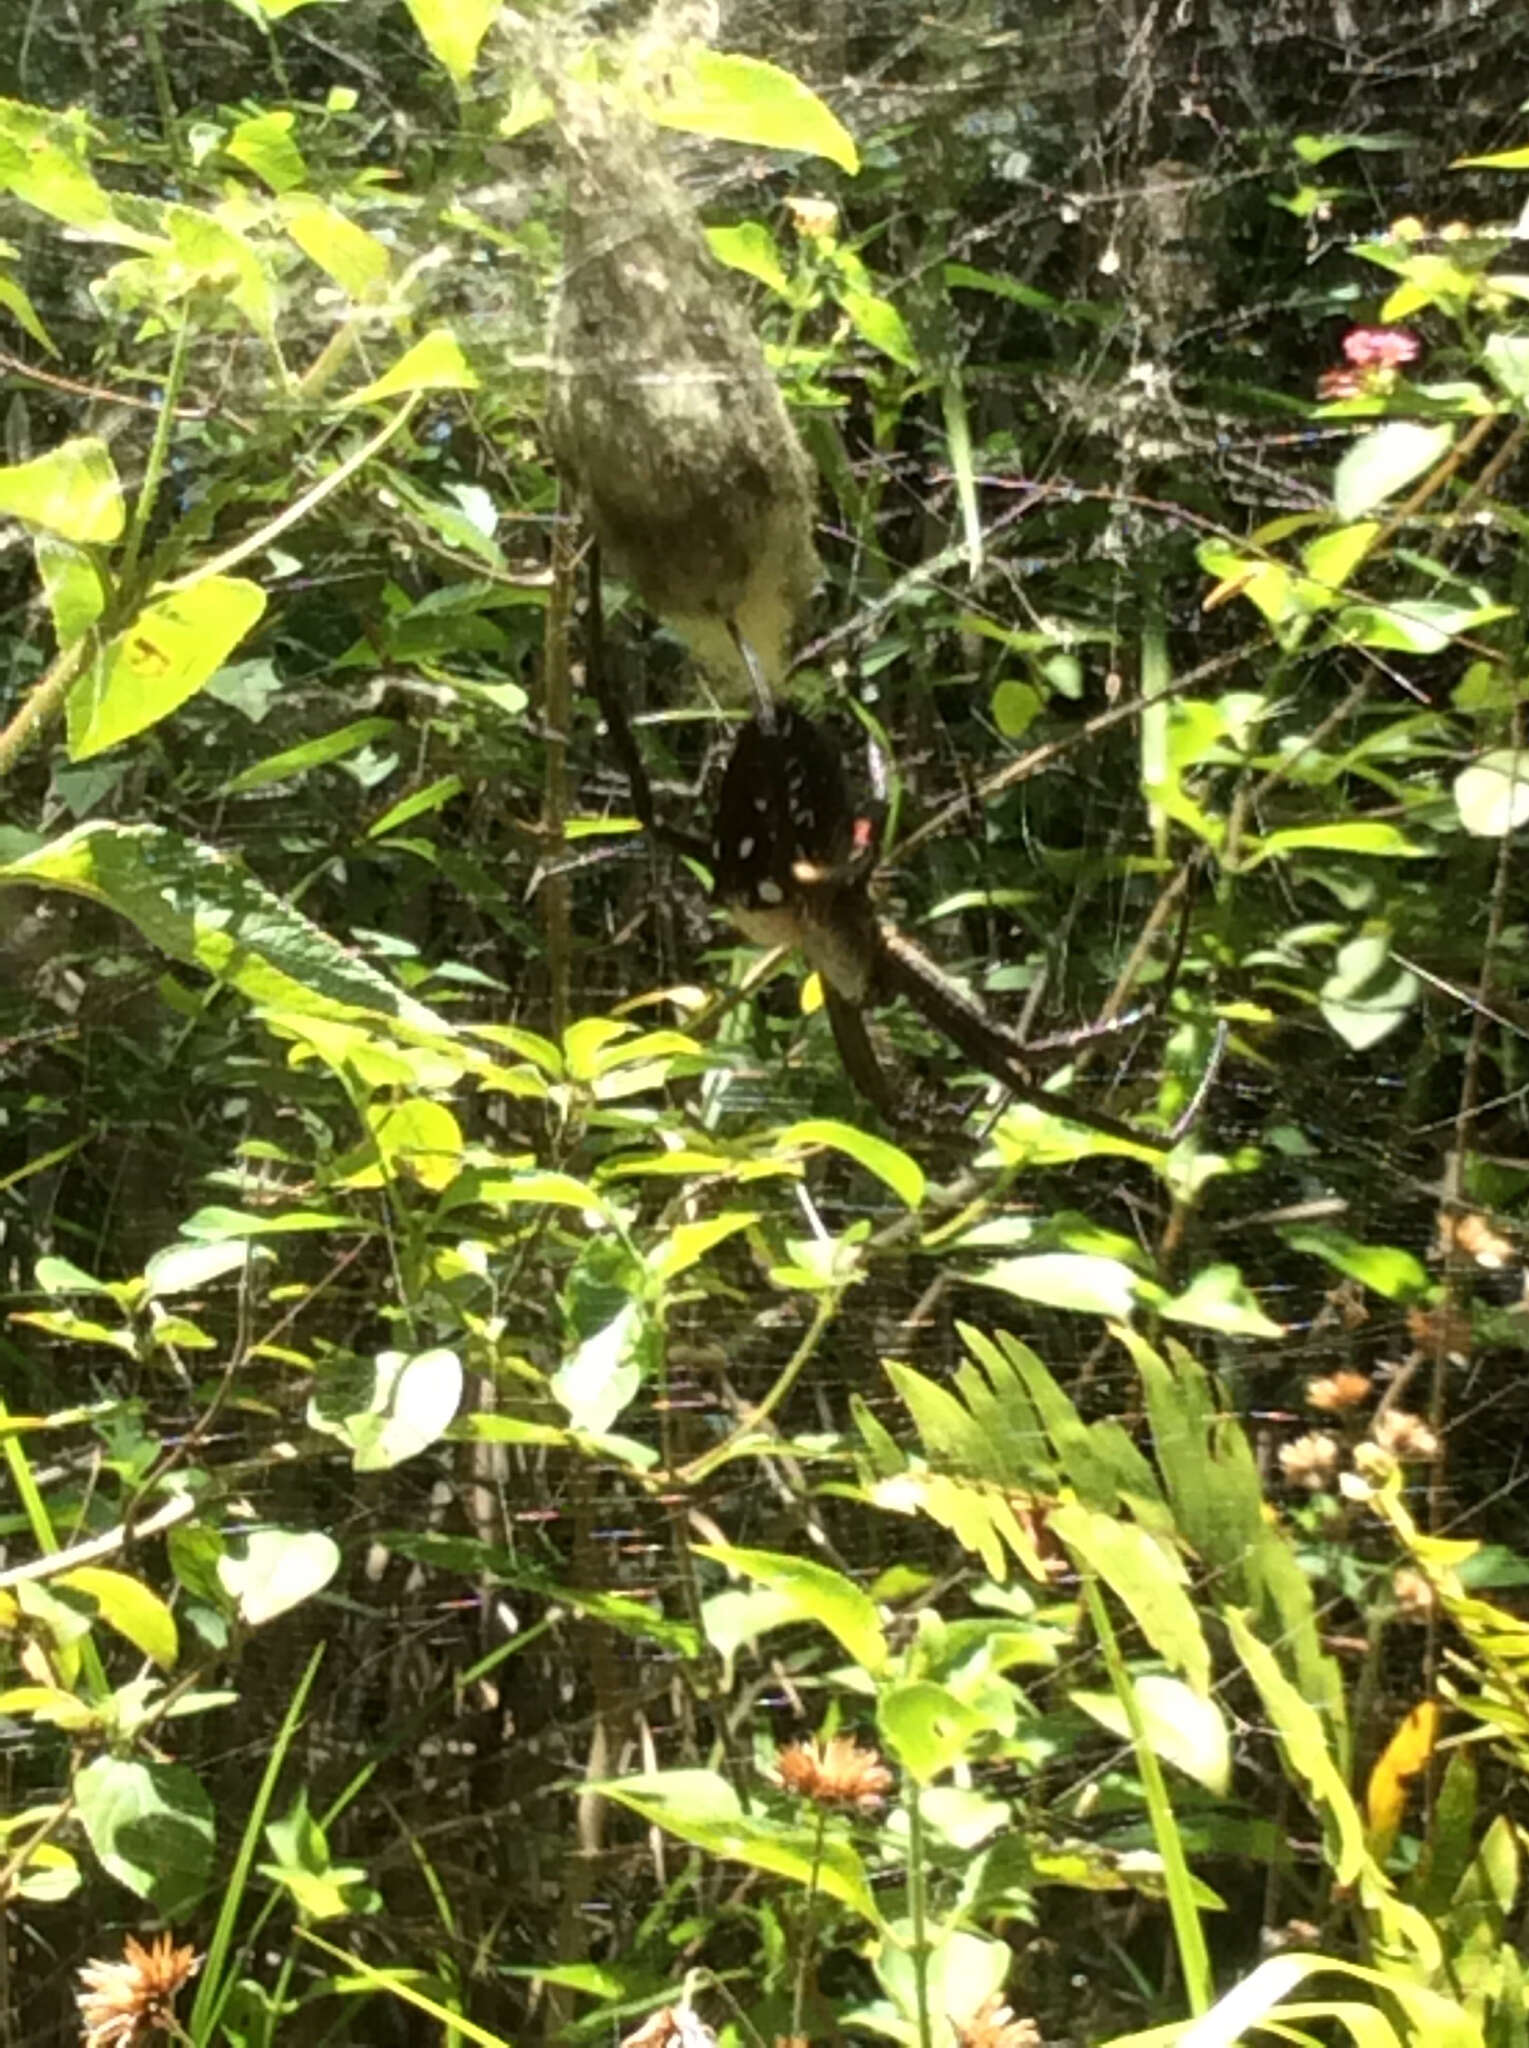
[1341,326,1421,369]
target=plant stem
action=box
[792,1808,828,2037]
[118,306,191,588]
[907,1780,934,2048]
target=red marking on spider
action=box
[852,816,875,852]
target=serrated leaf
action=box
[0,437,123,543]
[650,51,859,173]
[218,1529,339,1626]
[1333,421,1453,521]
[68,578,267,760]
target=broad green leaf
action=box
[35,534,107,643]
[1299,520,1377,598]
[347,328,477,404]
[651,51,859,173]
[839,287,919,369]
[552,1300,646,1437]
[55,1568,178,1669]
[777,1119,924,1209]
[0,101,153,243]
[1454,748,1529,837]
[309,1347,463,1472]
[0,438,123,543]
[1333,421,1453,521]
[647,1213,758,1285]
[1482,332,1529,403]
[1072,1676,1231,1794]
[218,1529,340,1626]
[1338,598,1513,656]
[0,821,454,1033]
[365,1097,464,1191]
[1277,1225,1427,1301]
[221,717,398,795]
[706,221,792,298]
[1051,1503,1211,1695]
[992,678,1041,738]
[877,1679,987,1785]
[68,578,267,760]
[145,1238,264,1296]
[972,1253,1138,1320]
[280,193,391,297]
[693,1544,887,1674]
[1246,820,1423,864]
[1160,1263,1284,1339]
[400,0,498,82]
[602,1768,879,1923]
[1318,933,1420,1052]
[226,110,306,191]
[75,1755,214,1916]
[179,1204,361,1239]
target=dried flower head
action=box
[1341,325,1421,368]
[777,1733,892,1812]
[1278,1431,1341,1491]
[786,196,839,241]
[1373,1409,1440,1463]
[956,1992,1042,2048]
[1306,1370,1371,1414]
[1352,1440,1394,1485]
[76,1931,200,2047]
[1437,1211,1515,1270]
[1392,1568,1436,1620]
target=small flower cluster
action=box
[1316,324,1421,402]
[1278,1364,1439,1497]
[776,1733,893,1812]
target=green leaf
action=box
[0,437,123,543]
[972,1253,1139,1320]
[647,1212,758,1285]
[1333,421,1453,521]
[693,1544,888,1674]
[0,821,455,1033]
[68,578,267,760]
[55,1567,178,1669]
[1318,933,1420,1052]
[0,268,57,352]
[1277,1225,1428,1301]
[1072,1676,1231,1794]
[145,1238,264,1296]
[1299,520,1378,599]
[651,51,859,173]
[35,534,107,643]
[1482,332,1529,402]
[226,110,307,191]
[1454,749,1529,837]
[1051,1503,1211,1695]
[777,1119,925,1209]
[218,1529,340,1626]
[280,193,391,297]
[1338,598,1513,656]
[706,221,792,298]
[552,1300,648,1437]
[221,716,398,795]
[365,1097,464,1191]
[309,1348,463,1473]
[367,774,464,839]
[838,287,919,369]
[0,101,152,243]
[400,0,498,82]
[1160,1264,1284,1340]
[991,678,1041,738]
[878,1679,987,1785]
[601,1768,879,1924]
[1246,820,1423,864]
[347,328,478,405]
[75,1756,214,1917]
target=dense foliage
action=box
[2,3,1529,2044]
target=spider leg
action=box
[822,984,896,1117]
[877,928,1167,1151]
[587,546,711,863]
[727,620,779,731]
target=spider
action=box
[580,560,1213,1148]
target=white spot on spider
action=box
[754,795,769,813]
[738,835,755,859]
[711,838,722,861]
[758,879,784,904]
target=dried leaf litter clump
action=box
[547,95,820,692]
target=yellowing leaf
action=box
[1366,1699,1440,1857]
[55,1567,178,1669]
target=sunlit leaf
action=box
[1365,1699,1440,1857]
[777,1119,925,1209]
[55,1568,178,1669]
[0,437,123,544]
[309,1347,463,1472]
[226,110,306,191]
[1072,1675,1231,1794]
[346,328,478,404]
[280,193,391,297]
[973,1253,1139,1320]
[68,578,267,760]
[1454,749,1529,837]
[75,1756,214,1916]
[1278,1225,1428,1301]
[650,51,859,172]
[1052,1503,1211,1695]
[878,1679,987,1785]
[1160,1264,1284,1339]
[693,1544,887,1674]
[218,1529,340,1626]
[399,0,498,81]
[1332,421,1453,521]
[706,221,792,298]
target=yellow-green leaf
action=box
[346,328,478,404]
[280,193,391,298]
[0,437,123,544]
[651,50,860,173]
[68,577,267,760]
[400,0,498,84]
[777,1118,924,1209]
[56,1566,178,1669]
